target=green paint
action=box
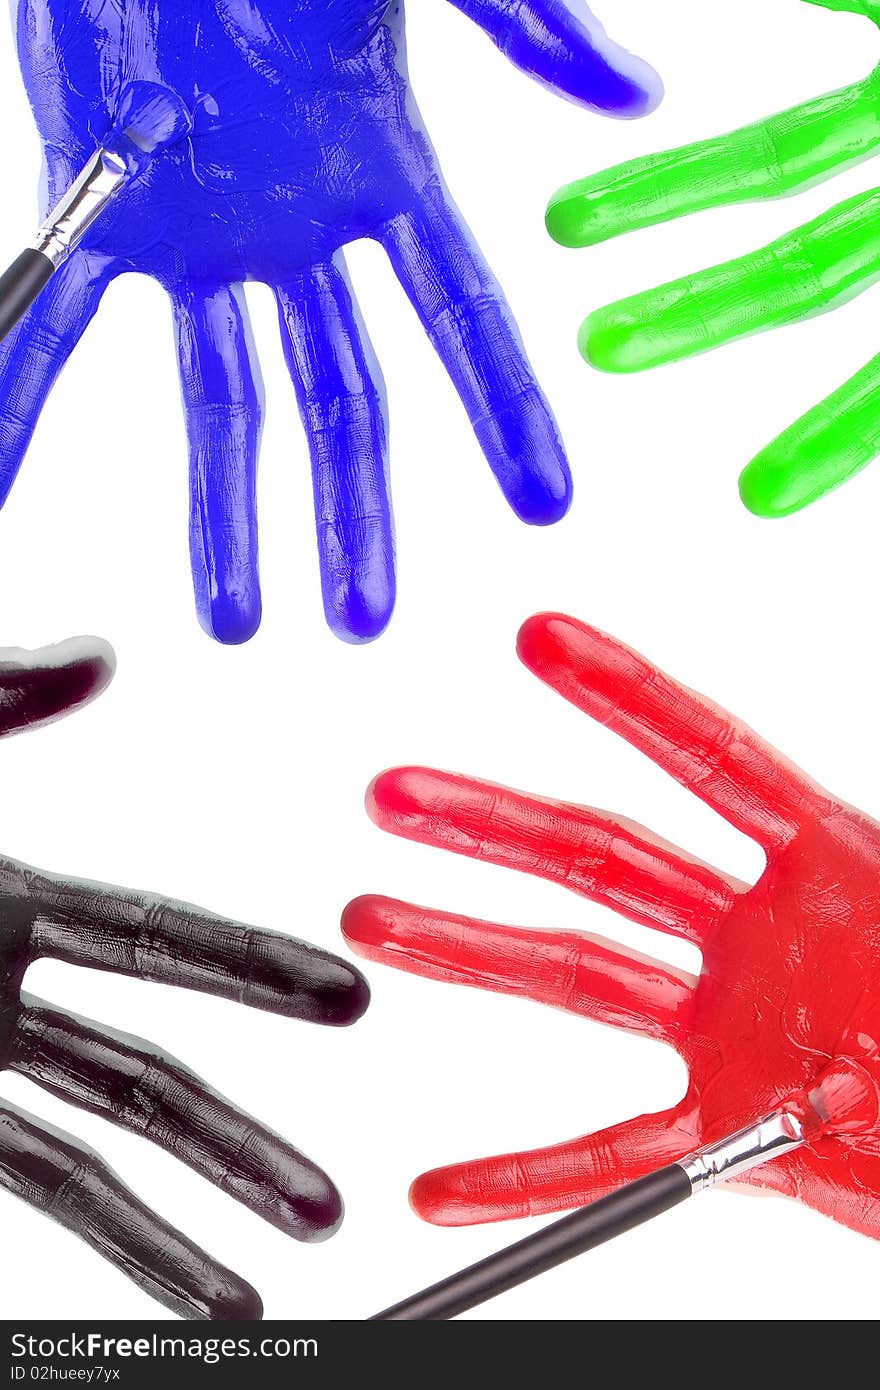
[581,188,880,373]
[547,72,880,249]
[740,352,880,516]
[548,0,880,517]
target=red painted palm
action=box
[344,613,880,1237]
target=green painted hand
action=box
[547,0,880,518]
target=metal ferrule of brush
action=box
[30,149,129,268]
[679,1110,805,1195]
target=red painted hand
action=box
[343,613,880,1237]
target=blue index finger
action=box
[448,0,663,117]
[383,180,572,527]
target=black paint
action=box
[0,637,369,1318]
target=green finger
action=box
[740,352,880,516]
[805,0,880,23]
[581,186,880,374]
[546,71,880,249]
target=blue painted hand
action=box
[4,1,661,643]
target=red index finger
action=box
[517,614,833,852]
[343,896,696,1045]
[367,769,739,945]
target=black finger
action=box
[0,637,115,738]
[12,998,343,1242]
[27,870,369,1026]
[0,1099,262,1319]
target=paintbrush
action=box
[0,80,192,343]
[372,1057,880,1320]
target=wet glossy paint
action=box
[547,0,880,521]
[2,1,660,644]
[344,612,880,1241]
[0,638,369,1318]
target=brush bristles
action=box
[802,1058,880,1141]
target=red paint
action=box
[797,1059,880,1142]
[343,613,880,1237]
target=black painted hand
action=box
[0,638,369,1319]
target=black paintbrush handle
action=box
[0,249,55,342]
[371,1164,693,1321]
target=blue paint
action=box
[105,81,193,174]
[2,1,661,644]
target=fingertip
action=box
[199,600,262,646]
[545,185,626,250]
[296,1177,345,1243]
[331,621,389,646]
[366,767,438,834]
[341,963,372,1025]
[510,465,573,526]
[365,771,393,828]
[518,612,627,713]
[0,635,117,736]
[516,611,582,675]
[578,308,644,373]
[409,1168,477,1228]
[611,62,664,121]
[270,1157,345,1243]
[314,956,372,1027]
[57,635,117,702]
[635,68,665,119]
[545,193,593,250]
[500,3,662,120]
[516,610,557,664]
[738,462,778,518]
[341,894,425,969]
[206,1274,264,1322]
[569,55,664,122]
[59,639,117,717]
[324,570,396,646]
[476,382,572,525]
[501,413,573,527]
[86,636,118,688]
[258,930,371,1026]
[739,453,810,519]
[578,311,605,368]
[341,895,389,955]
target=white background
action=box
[0,0,878,1323]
